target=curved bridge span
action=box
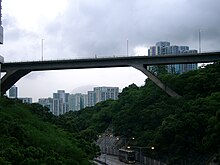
[1,52,220,97]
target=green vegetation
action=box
[59,62,220,164]
[0,98,99,164]
[0,62,219,164]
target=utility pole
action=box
[41,39,44,61]
[199,29,201,53]
[127,39,129,56]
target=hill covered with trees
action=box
[59,62,220,164]
[0,98,99,164]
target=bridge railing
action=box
[4,51,220,63]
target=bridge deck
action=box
[1,52,220,72]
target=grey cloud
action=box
[3,15,38,42]
[45,0,220,58]
[2,14,44,62]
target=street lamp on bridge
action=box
[41,39,44,61]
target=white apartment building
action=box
[38,98,53,112]
[39,90,70,115]
[39,87,119,115]
[88,91,96,107]
[52,90,69,115]
[82,94,88,109]
[88,87,119,107]
[68,93,89,111]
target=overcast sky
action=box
[1,0,220,101]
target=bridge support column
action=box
[132,64,181,98]
[0,55,4,95]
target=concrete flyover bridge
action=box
[1,52,220,97]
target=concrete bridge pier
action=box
[0,55,4,95]
[132,64,181,98]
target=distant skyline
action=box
[8,85,122,102]
[1,0,220,101]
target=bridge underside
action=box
[1,66,181,98]
[1,69,31,95]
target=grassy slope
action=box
[0,98,91,165]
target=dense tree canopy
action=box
[0,98,98,164]
[59,62,220,164]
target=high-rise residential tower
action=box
[52,90,69,115]
[9,85,18,98]
[39,87,119,115]
[88,87,119,107]
[148,41,198,74]
[68,93,89,111]
[38,98,53,112]
[88,91,96,107]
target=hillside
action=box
[0,98,98,164]
[59,62,220,164]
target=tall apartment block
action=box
[68,93,88,111]
[52,90,69,116]
[68,87,119,110]
[148,41,197,74]
[88,87,119,107]
[82,94,88,109]
[39,87,119,115]
[9,85,18,98]
[88,91,96,107]
[38,98,53,113]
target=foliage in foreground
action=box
[0,97,97,165]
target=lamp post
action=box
[126,39,129,56]
[41,39,44,61]
[199,29,201,53]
